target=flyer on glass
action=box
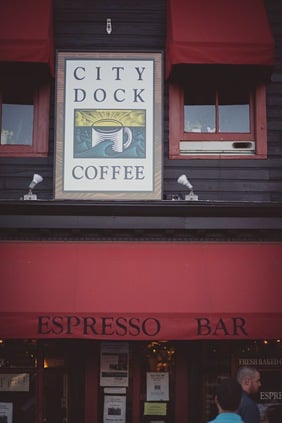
[0,402,13,423]
[100,342,129,387]
[146,372,169,401]
[103,395,126,423]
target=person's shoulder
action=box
[238,391,260,423]
[241,391,256,406]
[242,391,250,400]
[209,413,244,423]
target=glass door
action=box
[43,369,69,423]
[141,342,176,423]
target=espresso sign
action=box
[55,52,162,200]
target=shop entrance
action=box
[1,339,282,423]
[42,340,86,423]
[140,342,176,423]
[43,369,69,423]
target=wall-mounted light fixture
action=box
[177,174,198,201]
[23,174,43,200]
[106,18,112,34]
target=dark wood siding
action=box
[0,0,281,203]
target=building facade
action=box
[0,1,282,423]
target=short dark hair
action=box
[216,378,242,411]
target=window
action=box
[166,0,274,160]
[0,0,53,157]
[169,66,268,159]
[0,64,50,157]
[184,84,251,134]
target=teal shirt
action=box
[209,413,245,423]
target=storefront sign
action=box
[55,52,162,200]
[35,314,254,338]
[238,358,282,367]
[1,242,282,340]
[1,312,282,340]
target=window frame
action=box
[169,82,267,160]
[0,82,50,157]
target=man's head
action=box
[215,378,243,413]
[237,366,262,395]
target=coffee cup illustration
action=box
[92,119,132,153]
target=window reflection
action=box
[184,86,215,133]
[1,104,33,145]
[183,84,250,134]
[218,88,250,133]
[0,339,37,368]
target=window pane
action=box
[218,87,250,133]
[0,339,38,368]
[1,103,34,145]
[184,87,216,133]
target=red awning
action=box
[0,0,54,76]
[1,242,282,340]
[166,0,275,78]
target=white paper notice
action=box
[103,395,126,423]
[146,372,169,401]
[100,342,129,387]
[0,402,13,423]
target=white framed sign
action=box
[55,51,163,200]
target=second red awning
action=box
[0,0,54,75]
[166,0,275,77]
